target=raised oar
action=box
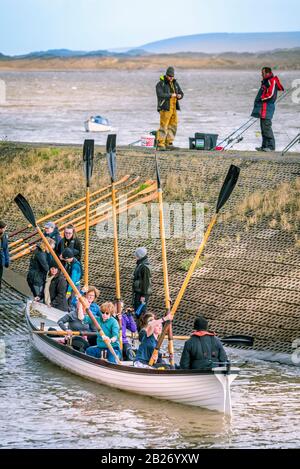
[149,154,174,367]
[83,139,94,288]
[149,165,240,365]
[14,193,121,365]
[9,175,131,243]
[11,191,158,262]
[106,134,123,350]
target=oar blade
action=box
[83,139,94,185]
[154,154,161,189]
[216,164,240,213]
[221,335,254,346]
[14,194,37,227]
[106,134,117,181]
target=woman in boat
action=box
[180,316,228,370]
[43,260,68,312]
[137,312,155,341]
[134,312,171,368]
[26,241,50,300]
[85,302,121,364]
[113,303,137,361]
[57,296,90,333]
[72,285,101,318]
[56,224,82,261]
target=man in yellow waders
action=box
[156,66,184,151]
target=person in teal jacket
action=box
[85,302,121,363]
[61,247,83,303]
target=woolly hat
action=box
[193,316,208,331]
[135,247,147,260]
[49,259,59,269]
[62,247,74,259]
[44,221,56,229]
[166,66,175,77]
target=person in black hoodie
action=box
[56,224,82,261]
[132,247,152,312]
[43,260,68,312]
[180,316,228,370]
[26,242,49,300]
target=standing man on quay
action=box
[251,66,284,152]
[0,220,10,292]
[156,66,184,151]
[132,247,152,312]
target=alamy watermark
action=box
[95,199,205,250]
[0,79,6,105]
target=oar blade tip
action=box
[14,194,37,228]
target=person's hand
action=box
[34,296,40,302]
[171,93,177,98]
[111,337,117,344]
[163,312,173,322]
[81,285,88,293]
[102,335,110,343]
[176,94,182,99]
[66,330,73,337]
[66,291,71,298]
[140,296,145,303]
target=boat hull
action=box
[84,121,112,132]
[26,302,238,415]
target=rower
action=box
[180,316,228,370]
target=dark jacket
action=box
[49,272,68,312]
[0,233,10,267]
[56,237,82,260]
[132,256,152,296]
[251,73,284,120]
[44,226,62,248]
[27,246,49,287]
[156,75,184,112]
[58,309,90,332]
[180,333,228,370]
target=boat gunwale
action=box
[26,308,239,377]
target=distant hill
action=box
[140,32,300,53]
[1,48,148,60]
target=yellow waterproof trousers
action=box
[157,98,178,148]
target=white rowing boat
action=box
[26,301,239,415]
[84,115,112,132]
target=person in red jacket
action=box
[251,67,284,152]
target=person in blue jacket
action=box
[0,221,10,292]
[61,247,83,304]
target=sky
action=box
[0,0,299,55]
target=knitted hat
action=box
[44,221,56,229]
[62,247,74,259]
[166,66,175,77]
[135,247,147,260]
[0,220,7,229]
[193,316,208,331]
[49,259,59,269]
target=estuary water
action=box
[0,286,299,449]
[0,69,299,151]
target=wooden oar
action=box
[83,139,94,287]
[11,191,158,262]
[150,165,241,363]
[149,154,174,367]
[9,175,131,240]
[106,134,123,350]
[14,193,121,365]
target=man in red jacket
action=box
[251,66,284,152]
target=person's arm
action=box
[216,338,228,364]
[67,262,81,295]
[179,341,191,369]
[127,314,137,333]
[74,238,82,260]
[140,266,151,297]
[57,313,70,331]
[110,317,120,344]
[4,236,10,267]
[176,82,184,100]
